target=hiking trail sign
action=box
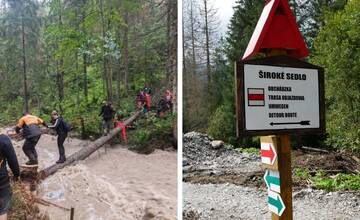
[242,0,309,60]
[264,170,280,193]
[268,190,286,216]
[235,56,325,136]
[235,0,325,219]
[261,142,277,166]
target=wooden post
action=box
[270,135,292,220]
[70,207,74,220]
[267,49,292,220]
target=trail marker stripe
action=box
[268,190,285,216]
[248,94,265,100]
[264,170,280,193]
[261,142,277,165]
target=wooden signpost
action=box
[235,0,325,219]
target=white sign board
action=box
[244,64,320,131]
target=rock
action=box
[183,157,189,166]
[211,140,224,149]
[183,132,262,177]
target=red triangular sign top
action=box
[242,0,309,60]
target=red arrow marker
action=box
[261,143,277,165]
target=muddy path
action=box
[5,128,177,220]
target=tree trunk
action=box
[57,0,64,112]
[99,0,110,101]
[190,0,196,72]
[123,10,129,94]
[166,0,171,81]
[107,56,113,101]
[56,60,64,112]
[83,53,88,100]
[39,111,142,178]
[203,0,211,82]
[21,14,29,112]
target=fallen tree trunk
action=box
[301,146,329,153]
[39,111,142,179]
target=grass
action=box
[235,147,260,156]
[293,168,360,192]
[312,172,360,191]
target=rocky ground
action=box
[183,132,360,220]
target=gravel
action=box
[183,132,261,177]
[183,132,360,220]
[183,183,360,220]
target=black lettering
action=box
[286,73,307,80]
[269,113,285,118]
[269,104,289,109]
[285,112,297,118]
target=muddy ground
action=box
[183,132,360,219]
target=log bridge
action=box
[39,110,142,178]
[19,110,142,189]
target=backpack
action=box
[62,118,72,132]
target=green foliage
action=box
[203,0,353,152]
[239,147,260,155]
[294,168,360,191]
[312,172,360,192]
[0,0,172,138]
[294,168,312,180]
[207,104,236,144]
[129,113,175,153]
[311,0,360,154]
[132,129,152,145]
[152,115,174,136]
[226,0,264,62]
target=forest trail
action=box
[183,183,360,220]
[3,128,177,220]
[183,132,360,220]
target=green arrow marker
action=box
[268,190,285,216]
[264,170,280,193]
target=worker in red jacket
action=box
[144,91,152,113]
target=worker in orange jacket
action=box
[15,112,48,165]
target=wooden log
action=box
[35,198,71,211]
[70,207,75,220]
[351,155,360,164]
[39,111,142,178]
[301,146,329,153]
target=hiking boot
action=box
[25,160,38,165]
[56,157,66,164]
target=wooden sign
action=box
[261,136,278,170]
[235,55,325,136]
[242,0,309,60]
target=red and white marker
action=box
[248,88,265,106]
[261,142,277,165]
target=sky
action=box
[209,0,237,35]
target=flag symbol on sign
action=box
[248,88,265,106]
